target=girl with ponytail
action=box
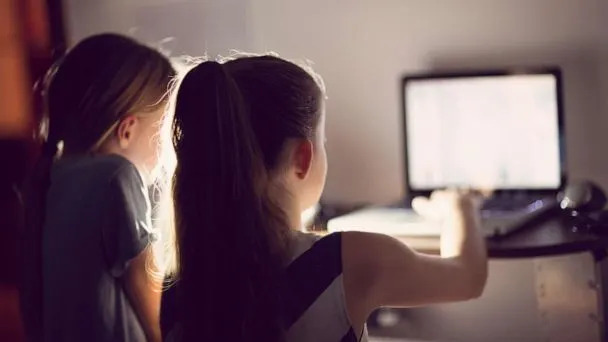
[163,55,487,342]
[21,33,175,342]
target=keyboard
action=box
[481,195,541,212]
[328,197,558,238]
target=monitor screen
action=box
[404,72,562,190]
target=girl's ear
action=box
[292,139,314,180]
[116,115,138,149]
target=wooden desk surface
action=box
[389,216,608,258]
[485,215,608,258]
[315,206,608,259]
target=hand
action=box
[411,189,487,221]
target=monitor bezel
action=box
[400,67,566,199]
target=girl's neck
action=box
[268,183,303,232]
[284,204,304,232]
[98,146,151,186]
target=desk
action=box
[393,216,608,258]
[316,206,608,342]
[403,217,608,342]
[492,216,608,342]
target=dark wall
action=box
[0,0,64,340]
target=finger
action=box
[412,196,437,219]
[431,189,452,202]
[451,187,494,199]
[477,187,495,198]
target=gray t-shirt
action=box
[42,154,152,342]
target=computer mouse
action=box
[558,181,607,212]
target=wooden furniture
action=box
[316,205,608,342]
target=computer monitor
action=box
[401,68,565,196]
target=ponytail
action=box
[172,61,286,341]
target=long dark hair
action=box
[172,56,323,341]
[21,33,175,341]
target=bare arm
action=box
[343,191,488,331]
[124,246,162,342]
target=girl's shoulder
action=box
[286,230,342,265]
[52,154,143,187]
[286,230,321,263]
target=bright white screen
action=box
[405,74,561,190]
